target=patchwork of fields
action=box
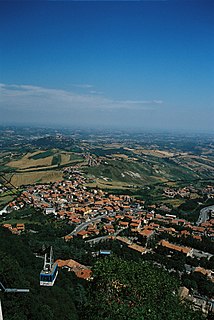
[2,150,83,187]
[1,142,214,191]
[8,151,53,169]
[7,150,83,171]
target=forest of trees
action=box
[0,227,80,320]
[0,226,205,320]
[81,256,204,320]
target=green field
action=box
[69,153,83,161]
[0,194,15,210]
[1,139,214,192]
[83,156,200,189]
[29,150,54,160]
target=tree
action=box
[82,256,203,320]
[0,227,80,320]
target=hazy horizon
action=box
[0,1,213,132]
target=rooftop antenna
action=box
[0,281,29,320]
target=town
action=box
[1,165,214,317]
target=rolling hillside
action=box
[83,157,201,188]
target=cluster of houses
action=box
[103,212,214,262]
[2,169,214,314]
[163,184,214,200]
[3,223,25,235]
[4,171,214,247]
[179,286,214,316]
[56,259,92,280]
[0,184,8,194]
[6,171,142,233]
[83,153,101,166]
[163,186,199,198]
[203,185,214,199]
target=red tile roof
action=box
[139,229,154,237]
[56,259,92,280]
[159,240,191,254]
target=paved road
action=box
[86,235,109,244]
[66,207,140,238]
[0,205,8,216]
[85,227,127,244]
[192,248,213,259]
[67,212,113,236]
[196,205,214,226]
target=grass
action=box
[10,170,63,187]
[160,198,185,207]
[83,156,200,188]
[0,188,16,196]
[60,153,71,165]
[7,150,84,172]
[84,159,155,184]
[69,153,83,161]
[0,207,46,225]
[82,152,210,195]
[131,148,175,158]
[89,147,134,157]
[0,194,15,209]
[7,151,53,169]
[86,180,135,190]
[0,165,16,173]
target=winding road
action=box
[196,204,214,226]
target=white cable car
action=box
[40,246,58,286]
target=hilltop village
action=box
[2,167,214,316]
[5,168,214,241]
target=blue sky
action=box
[0,1,213,132]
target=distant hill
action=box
[31,136,81,152]
[83,157,201,188]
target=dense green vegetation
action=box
[0,165,16,173]
[182,272,214,299]
[31,136,77,151]
[51,154,61,166]
[0,227,80,320]
[0,226,204,320]
[29,150,54,160]
[0,192,18,210]
[0,207,92,265]
[175,197,214,222]
[81,256,203,320]
[89,147,134,157]
[0,204,206,320]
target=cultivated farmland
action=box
[10,170,63,187]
